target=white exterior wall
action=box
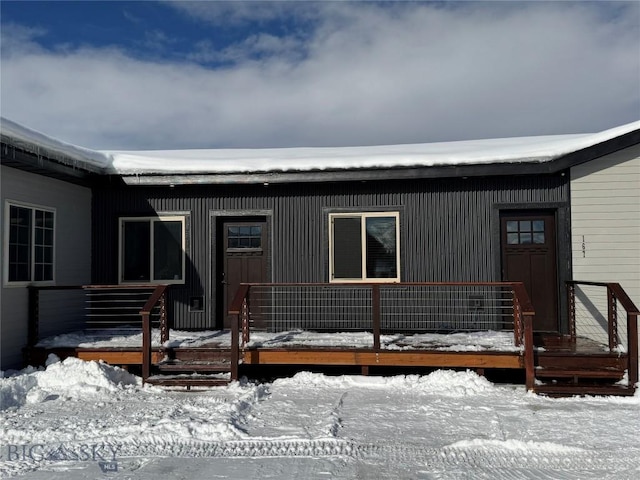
[0,166,92,370]
[570,144,640,346]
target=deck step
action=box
[172,348,232,362]
[145,374,231,388]
[535,355,626,371]
[156,360,231,373]
[534,383,635,398]
[535,368,625,380]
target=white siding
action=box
[570,144,640,346]
[0,166,92,370]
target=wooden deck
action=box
[25,281,638,396]
[25,332,632,396]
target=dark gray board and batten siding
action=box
[92,174,570,330]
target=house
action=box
[1,117,638,396]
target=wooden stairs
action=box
[145,346,234,389]
[532,340,635,397]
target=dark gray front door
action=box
[221,221,268,329]
[501,212,559,332]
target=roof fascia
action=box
[547,128,640,172]
[119,161,561,186]
[1,142,99,186]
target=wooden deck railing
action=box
[568,281,639,387]
[28,284,169,381]
[228,282,536,389]
[140,284,169,381]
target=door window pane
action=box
[519,221,531,232]
[505,218,547,245]
[227,225,262,249]
[533,232,545,244]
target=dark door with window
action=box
[501,212,558,331]
[219,220,268,329]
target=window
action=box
[228,225,262,249]
[506,220,545,245]
[119,216,186,284]
[329,212,400,282]
[4,202,55,284]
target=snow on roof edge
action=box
[0,117,111,172]
[103,120,640,176]
[2,116,639,176]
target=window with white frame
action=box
[329,212,400,282]
[5,202,55,284]
[119,216,186,284]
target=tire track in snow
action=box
[3,438,639,478]
[356,442,640,474]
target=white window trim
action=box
[3,200,57,287]
[329,211,401,283]
[118,216,187,285]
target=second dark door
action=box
[501,211,559,332]
[221,220,268,329]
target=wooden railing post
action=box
[567,282,576,340]
[228,284,251,382]
[231,309,240,381]
[141,312,151,381]
[28,286,40,347]
[512,283,535,391]
[512,288,522,347]
[139,284,169,383]
[628,313,638,387]
[159,291,169,344]
[372,284,381,351]
[523,313,535,391]
[607,285,618,351]
[242,295,250,346]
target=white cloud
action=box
[165,0,321,27]
[1,2,638,149]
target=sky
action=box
[0,1,639,150]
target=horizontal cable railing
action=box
[229,282,535,387]
[568,281,639,386]
[28,285,167,347]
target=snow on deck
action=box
[34,328,522,352]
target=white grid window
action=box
[4,202,55,284]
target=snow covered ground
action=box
[1,356,639,479]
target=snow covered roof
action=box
[103,121,640,176]
[0,117,110,173]
[2,116,639,179]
